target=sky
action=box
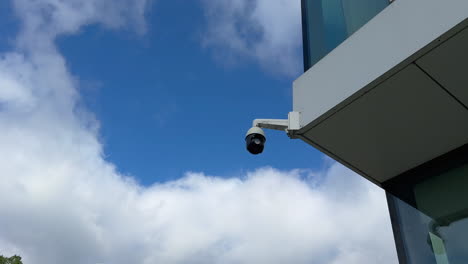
[0,0,398,263]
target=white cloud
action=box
[0,0,397,263]
[13,0,149,49]
[201,0,303,76]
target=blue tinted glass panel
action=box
[302,0,389,71]
[342,0,389,35]
[387,164,468,264]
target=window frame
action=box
[383,144,468,264]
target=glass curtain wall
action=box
[301,0,389,71]
[385,145,468,264]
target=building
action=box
[255,0,468,263]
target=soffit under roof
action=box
[417,27,468,108]
[301,63,468,183]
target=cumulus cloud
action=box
[0,0,397,263]
[201,0,303,76]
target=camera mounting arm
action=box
[252,111,301,138]
[252,119,288,131]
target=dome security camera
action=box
[245,126,266,155]
[244,113,300,155]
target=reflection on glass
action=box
[388,164,468,264]
[301,0,389,71]
[341,0,388,35]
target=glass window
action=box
[387,163,468,264]
[301,0,389,71]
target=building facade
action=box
[295,0,468,263]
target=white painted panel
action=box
[417,27,468,107]
[294,0,468,127]
[304,65,468,182]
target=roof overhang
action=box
[293,0,468,185]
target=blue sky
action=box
[0,0,397,263]
[54,0,323,184]
[0,1,18,52]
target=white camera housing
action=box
[245,127,266,155]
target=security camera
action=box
[245,126,266,155]
[244,113,300,155]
